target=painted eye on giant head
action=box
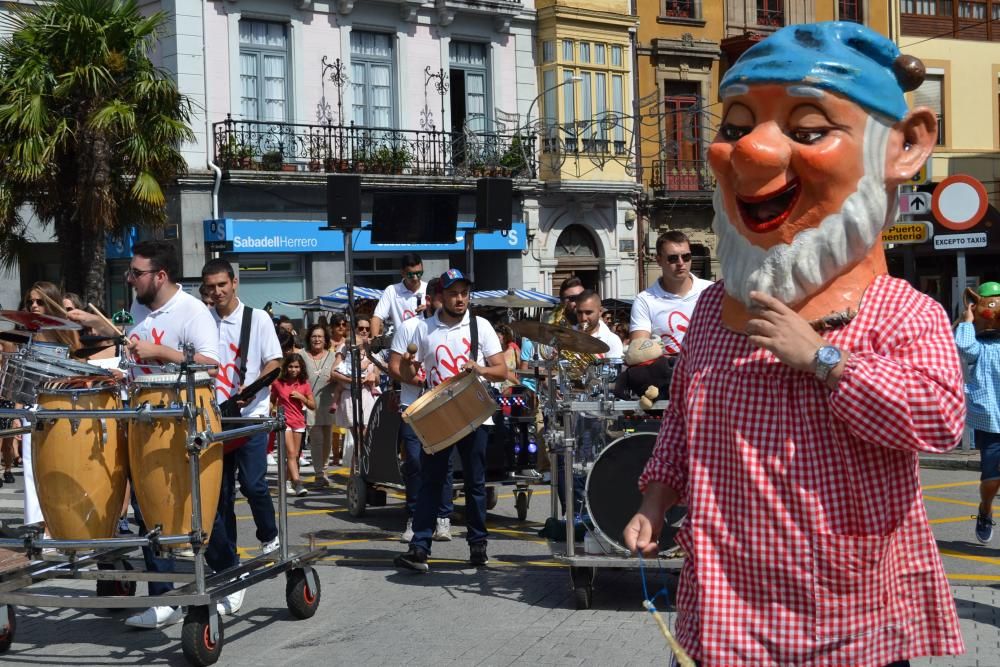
[720,124,751,141]
[789,128,827,144]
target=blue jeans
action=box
[206,430,276,574]
[411,426,488,554]
[400,421,453,519]
[131,491,174,597]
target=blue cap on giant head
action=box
[720,21,925,121]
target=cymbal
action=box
[510,320,610,355]
[0,311,81,331]
[0,331,29,345]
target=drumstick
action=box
[642,600,695,667]
[87,303,124,337]
[38,291,69,318]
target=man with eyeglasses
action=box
[68,240,220,631]
[371,253,427,338]
[629,230,712,355]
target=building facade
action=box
[527,0,640,298]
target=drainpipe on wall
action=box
[628,2,645,292]
[203,0,222,258]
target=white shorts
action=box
[286,427,305,434]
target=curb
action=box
[919,456,980,472]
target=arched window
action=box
[555,224,600,259]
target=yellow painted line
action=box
[929,516,975,525]
[946,573,1000,582]
[237,507,348,521]
[923,481,980,491]
[939,548,1000,566]
[316,555,563,568]
[922,495,980,508]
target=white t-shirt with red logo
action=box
[389,314,427,408]
[629,276,713,354]
[373,280,427,331]
[577,320,624,359]
[212,300,284,417]
[412,310,502,426]
[128,286,220,378]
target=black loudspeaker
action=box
[325,174,361,229]
[476,177,513,231]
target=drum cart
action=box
[0,355,325,666]
[346,390,543,520]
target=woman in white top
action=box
[303,324,338,486]
[331,317,379,439]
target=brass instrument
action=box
[548,305,596,383]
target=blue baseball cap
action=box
[720,21,912,121]
[440,268,472,289]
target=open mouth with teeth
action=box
[736,180,801,233]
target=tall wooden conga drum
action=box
[33,378,128,543]
[128,373,222,548]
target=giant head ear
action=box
[884,107,937,187]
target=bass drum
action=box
[584,432,685,554]
[360,389,403,487]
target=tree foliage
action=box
[0,0,194,307]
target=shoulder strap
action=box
[469,313,479,365]
[236,306,253,385]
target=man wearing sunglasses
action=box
[629,230,712,355]
[371,253,427,337]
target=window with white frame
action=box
[611,45,623,67]
[562,40,574,61]
[239,20,289,122]
[542,41,555,63]
[450,41,490,134]
[913,72,945,145]
[351,31,395,128]
[558,42,629,155]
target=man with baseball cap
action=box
[394,269,507,571]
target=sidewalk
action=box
[920,449,980,472]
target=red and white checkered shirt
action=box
[640,275,965,666]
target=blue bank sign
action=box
[204,219,526,253]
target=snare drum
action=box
[128,373,222,547]
[402,370,495,454]
[33,378,128,542]
[0,349,110,404]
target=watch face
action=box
[817,346,841,366]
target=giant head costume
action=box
[709,22,937,330]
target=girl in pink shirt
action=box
[270,353,316,496]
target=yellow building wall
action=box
[536,0,636,182]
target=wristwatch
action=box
[813,345,842,382]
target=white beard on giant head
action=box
[713,115,898,309]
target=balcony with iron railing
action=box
[213,115,536,180]
[755,6,785,27]
[650,159,716,196]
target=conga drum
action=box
[128,373,222,548]
[33,377,128,542]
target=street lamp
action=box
[521,75,583,178]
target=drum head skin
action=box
[585,432,684,553]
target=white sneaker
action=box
[294,482,309,497]
[400,519,414,543]
[285,482,296,496]
[266,453,277,467]
[433,517,452,542]
[260,536,280,555]
[217,588,245,616]
[124,605,183,629]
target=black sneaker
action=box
[394,547,429,572]
[469,541,489,566]
[975,512,995,544]
[2,471,12,484]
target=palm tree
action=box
[0,0,194,308]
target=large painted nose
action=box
[730,123,793,196]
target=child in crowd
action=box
[270,353,316,497]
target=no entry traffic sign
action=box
[932,175,988,231]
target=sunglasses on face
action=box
[357,326,370,332]
[405,271,424,279]
[27,298,45,306]
[663,253,692,264]
[124,267,158,279]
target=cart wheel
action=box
[0,605,14,653]
[347,474,367,517]
[573,583,593,610]
[515,491,529,521]
[286,567,321,619]
[181,606,223,666]
[486,486,498,510]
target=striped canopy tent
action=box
[470,288,559,308]
[277,285,384,311]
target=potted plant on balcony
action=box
[261,150,283,171]
[500,137,529,178]
[308,142,323,172]
[218,135,240,169]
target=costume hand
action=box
[623,511,661,558]
[745,291,826,373]
[964,302,976,324]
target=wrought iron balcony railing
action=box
[213,115,536,179]
[756,7,785,27]
[650,159,716,194]
[663,0,697,19]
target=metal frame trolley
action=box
[0,354,325,666]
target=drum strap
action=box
[470,313,479,365]
[236,306,253,387]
